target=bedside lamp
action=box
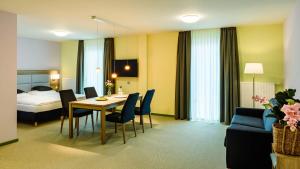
[50,74,60,90]
[50,74,60,80]
[244,63,264,108]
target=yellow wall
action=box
[147,32,178,115]
[114,32,178,115]
[237,24,284,91]
[60,40,78,91]
[114,35,140,94]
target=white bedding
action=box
[17,90,85,113]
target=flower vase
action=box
[107,88,112,97]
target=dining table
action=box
[68,94,142,144]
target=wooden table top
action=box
[70,94,142,107]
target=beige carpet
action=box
[0,115,227,169]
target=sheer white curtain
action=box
[84,39,104,96]
[190,29,220,122]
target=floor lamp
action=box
[244,63,264,108]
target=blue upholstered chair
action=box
[106,93,140,144]
[84,87,99,126]
[59,89,94,136]
[135,89,155,133]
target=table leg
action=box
[101,108,106,144]
[69,102,73,138]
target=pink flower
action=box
[252,95,269,104]
[281,103,300,132]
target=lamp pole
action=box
[252,73,255,108]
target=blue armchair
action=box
[225,107,277,169]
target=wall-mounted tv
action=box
[112,59,138,77]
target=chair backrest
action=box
[140,89,155,115]
[84,87,98,99]
[121,93,140,123]
[59,89,77,114]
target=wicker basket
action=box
[273,123,300,156]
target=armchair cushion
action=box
[231,115,264,128]
[263,109,277,131]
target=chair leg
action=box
[140,114,143,125]
[115,122,117,133]
[85,115,88,127]
[141,115,144,133]
[132,119,137,137]
[149,114,152,128]
[96,111,99,123]
[91,113,94,132]
[122,124,126,144]
[76,117,79,136]
[60,115,65,133]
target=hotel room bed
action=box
[17,90,85,126]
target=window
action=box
[190,29,220,121]
[84,39,104,96]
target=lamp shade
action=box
[244,63,264,74]
[50,74,60,80]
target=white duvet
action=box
[17,90,85,112]
[17,90,61,106]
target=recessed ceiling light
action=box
[180,14,202,23]
[52,30,70,37]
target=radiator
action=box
[240,82,275,108]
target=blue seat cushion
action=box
[263,109,277,131]
[106,112,123,123]
[228,123,269,133]
[73,109,93,117]
[134,107,142,115]
[231,115,264,128]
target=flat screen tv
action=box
[112,59,138,77]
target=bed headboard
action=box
[17,70,59,92]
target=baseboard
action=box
[152,113,175,117]
[0,138,18,147]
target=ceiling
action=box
[0,0,297,41]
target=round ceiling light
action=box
[52,30,70,37]
[180,14,202,23]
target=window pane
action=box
[84,39,104,96]
[190,29,220,122]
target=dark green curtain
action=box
[220,27,240,125]
[103,38,115,94]
[76,40,84,94]
[175,31,191,120]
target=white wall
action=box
[17,37,60,70]
[0,11,17,144]
[284,0,300,98]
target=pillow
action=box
[31,86,53,91]
[17,89,25,94]
[263,109,277,131]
